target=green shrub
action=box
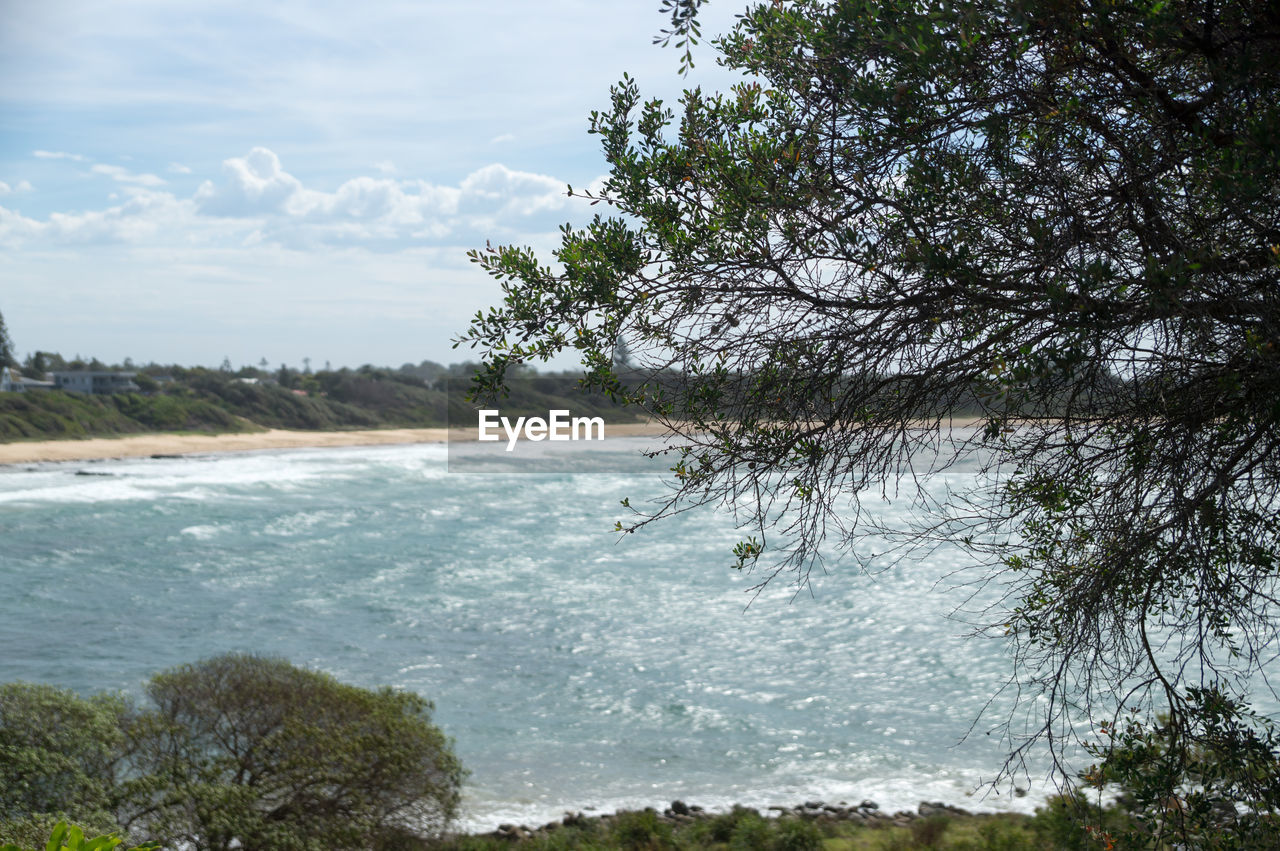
[910,814,951,847]
[608,809,674,850]
[1029,793,1131,850]
[0,684,125,829]
[974,817,1039,851]
[1,656,463,851]
[727,810,770,851]
[122,654,464,850]
[0,820,157,851]
[0,815,128,850]
[770,816,823,851]
[690,806,759,845]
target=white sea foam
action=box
[178,524,225,539]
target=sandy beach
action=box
[0,421,677,466]
[0,419,993,466]
[0,428,449,465]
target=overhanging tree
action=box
[459,0,1280,842]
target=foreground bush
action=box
[0,684,126,841]
[0,655,463,850]
[0,820,157,851]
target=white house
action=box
[52,371,140,394]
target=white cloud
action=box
[33,150,86,161]
[168,163,192,174]
[91,163,167,187]
[459,163,568,217]
[0,189,198,246]
[3,146,591,252]
[373,160,396,175]
[490,133,516,145]
[194,147,306,216]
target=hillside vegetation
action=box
[0,361,641,442]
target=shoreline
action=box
[0,418,991,467]
[0,421,677,466]
[454,796,1035,846]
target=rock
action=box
[804,800,825,809]
[918,801,971,817]
[860,800,879,810]
[670,800,691,815]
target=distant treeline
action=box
[1,345,1131,442]
[0,357,644,441]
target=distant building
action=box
[17,375,54,391]
[52,371,140,394]
[1,368,57,392]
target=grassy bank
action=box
[0,367,642,442]
[429,797,1138,851]
[0,390,256,441]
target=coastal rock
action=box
[669,799,691,816]
[918,801,971,817]
[494,823,532,841]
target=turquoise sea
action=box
[0,439,1048,830]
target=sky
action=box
[0,0,744,370]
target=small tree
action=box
[121,654,463,851]
[0,310,17,369]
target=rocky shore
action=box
[481,798,976,843]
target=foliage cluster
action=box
[0,655,464,851]
[0,392,249,442]
[0,820,156,851]
[429,801,1142,851]
[0,357,641,441]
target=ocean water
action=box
[0,440,1050,830]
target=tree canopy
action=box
[0,684,125,835]
[0,655,463,851]
[460,0,1280,843]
